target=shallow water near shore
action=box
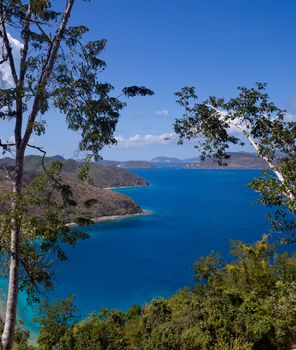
[10,168,273,335]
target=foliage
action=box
[0,162,90,302]
[0,1,153,347]
[34,296,78,350]
[174,83,296,238]
[26,235,296,350]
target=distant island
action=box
[99,152,267,169]
[0,155,148,225]
[185,152,267,169]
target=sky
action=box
[1,0,296,160]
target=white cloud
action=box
[0,33,23,88]
[155,109,169,116]
[115,132,177,148]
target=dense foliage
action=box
[12,235,294,350]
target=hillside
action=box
[187,152,267,169]
[0,171,143,224]
[151,156,183,163]
[0,156,147,224]
[117,161,155,169]
[0,155,148,188]
[57,177,143,224]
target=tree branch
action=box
[206,104,294,200]
[0,140,16,154]
[19,258,41,296]
[0,55,8,65]
[19,3,32,85]
[21,0,75,150]
[34,21,53,44]
[15,3,32,147]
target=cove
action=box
[16,168,272,335]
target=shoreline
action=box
[104,184,148,190]
[65,183,151,228]
[66,209,151,228]
[183,167,267,170]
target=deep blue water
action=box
[17,168,272,334]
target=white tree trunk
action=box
[1,154,23,350]
[0,2,76,348]
[206,104,294,201]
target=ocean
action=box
[15,168,273,335]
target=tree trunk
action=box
[0,2,75,348]
[206,104,295,201]
[1,151,24,350]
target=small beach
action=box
[66,209,151,228]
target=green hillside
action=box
[0,156,148,188]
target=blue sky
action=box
[2,0,296,160]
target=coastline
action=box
[183,167,266,170]
[66,209,151,228]
[65,182,150,228]
[104,184,148,190]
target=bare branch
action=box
[34,21,53,44]
[0,55,8,65]
[0,140,16,151]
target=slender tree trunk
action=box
[206,104,295,201]
[0,2,75,348]
[1,150,24,350]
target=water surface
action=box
[18,169,272,333]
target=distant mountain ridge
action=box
[151,156,184,163]
[0,152,268,171]
[103,152,267,169]
[191,152,267,169]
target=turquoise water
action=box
[17,168,272,334]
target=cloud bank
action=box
[115,132,177,148]
[0,33,22,88]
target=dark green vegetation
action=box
[11,235,296,350]
[0,0,153,347]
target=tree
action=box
[35,296,78,350]
[174,83,295,239]
[0,1,153,349]
[33,236,296,350]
